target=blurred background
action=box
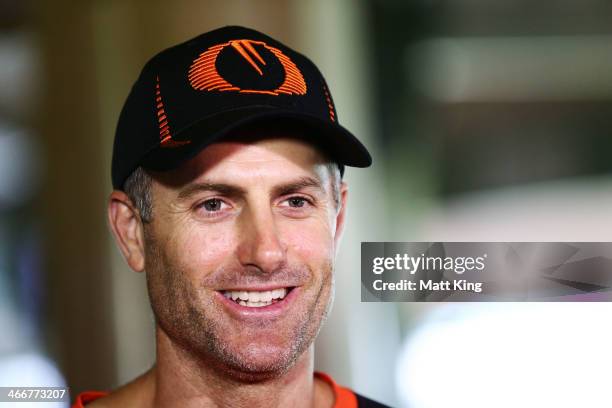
[1,0,612,407]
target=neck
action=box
[146,325,320,408]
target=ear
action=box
[108,190,146,272]
[333,182,349,251]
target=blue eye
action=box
[288,197,306,208]
[202,198,224,211]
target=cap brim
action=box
[140,106,372,172]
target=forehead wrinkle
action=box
[158,138,333,200]
[225,157,291,163]
[206,137,325,165]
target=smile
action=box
[221,288,291,308]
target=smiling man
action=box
[72,26,388,407]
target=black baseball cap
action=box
[111,25,372,190]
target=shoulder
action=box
[72,390,136,408]
[314,372,393,408]
[71,370,154,408]
[71,391,109,408]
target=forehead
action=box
[150,135,331,188]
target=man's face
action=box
[142,136,346,378]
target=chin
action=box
[218,340,305,381]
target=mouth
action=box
[220,287,294,308]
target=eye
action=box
[200,198,226,212]
[288,197,307,208]
[280,196,312,209]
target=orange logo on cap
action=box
[188,39,307,96]
[156,76,191,148]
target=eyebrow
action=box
[176,176,325,201]
[272,176,325,197]
[177,183,246,201]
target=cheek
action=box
[166,223,236,275]
[283,220,335,266]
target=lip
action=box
[216,286,300,319]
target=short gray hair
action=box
[123,167,153,223]
[123,163,341,223]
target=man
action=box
[72,26,388,407]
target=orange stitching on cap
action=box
[155,76,191,148]
[270,49,307,95]
[241,40,266,65]
[188,39,307,96]
[188,43,234,91]
[239,90,278,95]
[323,85,335,122]
[230,41,263,75]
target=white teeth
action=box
[273,288,287,299]
[222,288,289,306]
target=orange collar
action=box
[72,371,357,408]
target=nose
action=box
[236,205,286,273]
